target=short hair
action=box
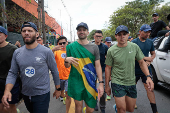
[95,30,103,35]
[57,36,67,44]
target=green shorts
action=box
[111,83,137,98]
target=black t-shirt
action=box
[0,43,17,79]
[150,20,167,38]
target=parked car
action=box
[151,35,170,90]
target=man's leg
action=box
[65,80,71,113]
[22,94,33,113]
[141,75,158,113]
[125,96,136,112]
[65,92,71,113]
[74,100,83,113]
[100,72,106,112]
[85,103,94,113]
[143,83,158,113]
[32,92,50,113]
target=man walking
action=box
[132,24,158,113]
[105,25,154,113]
[0,26,19,113]
[94,30,108,113]
[150,13,170,41]
[2,22,61,113]
[104,37,112,48]
[64,22,104,113]
[52,36,71,113]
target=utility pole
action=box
[70,17,72,42]
[1,0,7,29]
[38,0,42,35]
[41,0,46,44]
[60,9,62,35]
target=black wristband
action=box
[99,81,104,83]
[56,87,61,91]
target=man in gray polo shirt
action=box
[2,22,61,113]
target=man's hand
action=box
[145,57,153,62]
[97,83,104,98]
[146,77,154,92]
[165,32,170,37]
[105,85,111,96]
[1,90,12,108]
[65,57,79,66]
[145,61,151,67]
[52,45,61,53]
[53,90,61,99]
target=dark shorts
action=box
[136,75,147,84]
[111,83,137,98]
[0,82,20,104]
[22,92,50,113]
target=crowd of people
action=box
[0,12,170,113]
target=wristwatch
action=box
[56,87,61,91]
[146,75,153,80]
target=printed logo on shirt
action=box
[129,51,133,53]
[61,53,66,59]
[25,66,35,77]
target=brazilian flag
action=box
[66,41,98,108]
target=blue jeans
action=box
[22,92,50,113]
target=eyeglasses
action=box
[59,42,66,45]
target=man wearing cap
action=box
[64,22,104,113]
[49,42,54,50]
[104,37,112,48]
[150,13,170,41]
[0,26,19,113]
[2,22,61,113]
[105,25,154,113]
[128,36,134,42]
[132,24,158,113]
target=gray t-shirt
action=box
[6,44,60,96]
[82,42,100,61]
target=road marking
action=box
[68,98,75,113]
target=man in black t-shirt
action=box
[150,13,170,41]
[0,26,19,113]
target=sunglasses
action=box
[59,42,66,45]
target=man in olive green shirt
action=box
[105,25,154,113]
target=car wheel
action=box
[151,66,158,89]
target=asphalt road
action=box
[17,76,170,113]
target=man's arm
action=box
[105,65,112,96]
[138,59,154,91]
[64,57,79,68]
[2,84,14,108]
[95,60,104,98]
[143,51,156,62]
[165,26,170,30]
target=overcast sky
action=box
[45,0,169,41]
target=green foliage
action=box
[106,0,167,39]
[87,29,96,41]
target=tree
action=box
[108,0,164,38]
[87,29,96,41]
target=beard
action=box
[78,34,87,40]
[23,35,36,45]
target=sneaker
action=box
[107,95,111,100]
[113,104,117,113]
[17,108,20,113]
[101,109,105,113]
[59,96,63,101]
[94,104,98,111]
[135,104,137,109]
[83,107,86,113]
[63,97,66,105]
